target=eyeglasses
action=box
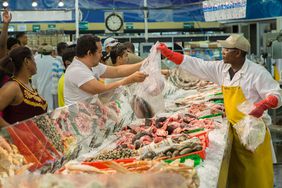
[109,39,118,44]
[106,39,118,46]
[222,48,238,53]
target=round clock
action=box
[105,13,123,32]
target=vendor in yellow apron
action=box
[222,85,274,188]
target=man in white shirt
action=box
[64,34,147,105]
[32,45,60,111]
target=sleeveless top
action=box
[3,78,48,124]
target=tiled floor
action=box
[270,125,282,188]
[274,164,282,188]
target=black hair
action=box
[0,47,32,75]
[57,42,68,56]
[67,44,77,49]
[7,37,20,50]
[123,42,135,53]
[62,47,76,68]
[76,34,101,58]
[15,32,26,40]
[110,43,127,65]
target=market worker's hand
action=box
[123,71,148,85]
[249,95,279,118]
[0,136,11,152]
[157,43,184,65]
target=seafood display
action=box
[39,145,82,174]
[0,71,229,188]
[57,160,199,188]
[187,102,224,118]
[175,90,223,107]
[140,137,203,160]
[115,113,220,150]
[130,95,154,119]
[34,115,64,153]
[86,148,137,161]
[169,68,215,90]
[0,142,30,182]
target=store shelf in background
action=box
[26,31,71,49]
[183,41,222,61]
[270,106,282,125]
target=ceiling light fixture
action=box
[2,0,8,7]
[32,0,38,7]
[58,0,64,7]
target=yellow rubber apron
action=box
[222,85,273,188]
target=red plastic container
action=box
[7,120,61,170]
[7,126,42,170]
[188,130,209,147]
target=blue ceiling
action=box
[5,0,282,22]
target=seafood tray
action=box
[82,158,136,169]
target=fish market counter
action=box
[163,82,232,188]
[197,120,232,188]
[0,80,233,188]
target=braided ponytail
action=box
[0,55,15,75]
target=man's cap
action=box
[218,34,250,52]
[103,37,118,48]
[38,45,54,53]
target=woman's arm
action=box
[0,9,12,58]
[0,82,19,128]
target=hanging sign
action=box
[48,24,56,30]
[32,24,41,32]
[203,0,247,21]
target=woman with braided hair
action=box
[0,47,47,127]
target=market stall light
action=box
[2,0,8,7]
[58,0,64,7]
[32,0,38,7]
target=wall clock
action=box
[105,13,124,32]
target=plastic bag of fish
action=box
[130,42,165,119]
[233,101,266,152]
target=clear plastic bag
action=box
[233,101,266,152]
[140,42,165,96]
[131,42,165,119]
[98,87,124,104]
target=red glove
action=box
[249,95,279,118]
[157,43,184,65]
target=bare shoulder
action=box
[0,81,21,94]
[0,81,21,108]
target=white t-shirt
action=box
[32,55,55,111]
[64,58,107,105]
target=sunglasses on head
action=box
[109,39,118,44]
